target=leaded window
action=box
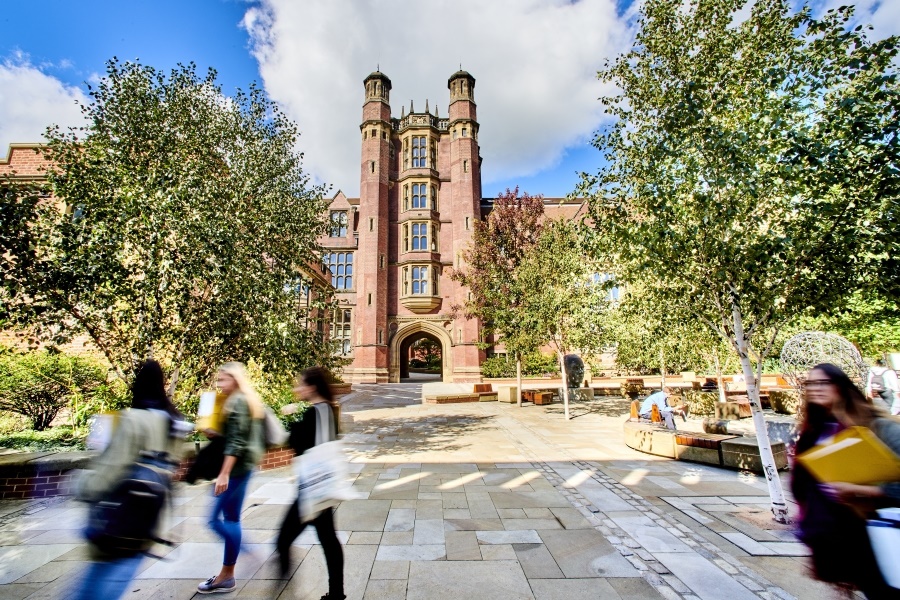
[412,136,426,167]
[324,252,353,289]
[329,211,348,237]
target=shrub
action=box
[0,425,86,452]
[0,349,109,430]
[481,356,516,378]
[684,391,718,418]
[481,352,561,378]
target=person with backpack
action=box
[197,361,266,594]
[276,367,345,600]
[74,359,188,600]
[867,359,900,415]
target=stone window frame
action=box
[329,210,348,237]
[323,252,354,290]
[331,308,352,355]
[401,263,440,297]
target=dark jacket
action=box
[289,402,339,456]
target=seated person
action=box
[640,386,686,429]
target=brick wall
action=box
[0,445,297,500]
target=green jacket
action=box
[221,392,265,478]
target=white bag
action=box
[292,403,352,522]
[868,507,900,589]
[263,406,289,447]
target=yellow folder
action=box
[797,426,900,485]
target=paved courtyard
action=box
[0,384,850,599]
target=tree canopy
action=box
[581,0,899,520]
[451,188,547,400]
[0,59,337,398]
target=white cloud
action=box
[0,55,88,159]
[242,0,633,195]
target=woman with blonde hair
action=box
[197,362,265,595]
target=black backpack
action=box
[85,450,176,557]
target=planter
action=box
[332,383,353,397]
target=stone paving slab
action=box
[0,382,821,599]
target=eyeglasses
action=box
[802,379,833,388]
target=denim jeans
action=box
[72,554,144,600]
[209,472,251,566]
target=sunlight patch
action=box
[374,471,431,490]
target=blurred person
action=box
[867,359,900,415]
[640,385,686,428]
[792,363,900,598]
[197,362,265,594]
[74,359,188,600]
[276,367,345,600]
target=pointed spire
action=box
[425,99,430,114]
[435,105,439,118]
[401,106,405,118]
[410,99,415,113]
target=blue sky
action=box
[2,0,896,199]
[1,0,630,198]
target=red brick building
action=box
[322,71,584,383]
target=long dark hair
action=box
[796,362,881,454]
[132,359,181,419]
[301,366,336,407]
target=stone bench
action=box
[623,421,787,473]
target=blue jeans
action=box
[72,555,144,600]
[209,472,251,566]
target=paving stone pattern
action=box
[0,383,844,599]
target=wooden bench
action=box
[523,390,554,405]
[473,383,498,402]
[629,400,663,424]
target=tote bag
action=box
[293,403,352,522]
[868,507,900,589]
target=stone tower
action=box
[330,70,486,383]
[354,71,393,382]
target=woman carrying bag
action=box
[277,367,345,600]
[197,362,265,594]
[792,362,900,598]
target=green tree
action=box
[515,220,611,419]
[0,348,108,430]
[610,285,734,398]
[0,59,336,399]
[582,0,899,521]
[451,188,546,405]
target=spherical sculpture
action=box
[780,331,867,390]
[564,354,585,389]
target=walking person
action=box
[277,367,345,600]
[792,363,900,598]
[198,362,265,594]
[74,359,188,600]
[867,359,900,415]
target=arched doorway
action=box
[390,322,453,383]
[399,332,443,381]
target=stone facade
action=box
[321,71,585,384]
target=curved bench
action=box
[623,421,788,473]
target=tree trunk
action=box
[516,353,523,408]
[558,350,570,420]
[732,300,788,523]
[714,350,726,403]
